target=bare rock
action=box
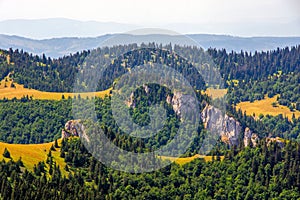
[201,105,242,146]
[244,127,259,147]
[251,134,259,147]
[125,92,135,107]
[143,84,150,94]
[61,120,89,142]
[170,91,197,119]
[266,137,285,148]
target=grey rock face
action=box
[61,120,89,142]
[125,89,263,147]
[170,91,197,119]
[201,105,242,146]
[244,127,259,147]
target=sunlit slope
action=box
[0,139,66,172]
[236,95,300,120]
[159,154,225,165]
[0,74,111,100]
[204,88,227,99]
[0,138,222,173]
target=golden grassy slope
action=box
[0,139,67,174]
[204,88,227,99]
[0,75,111,100]
[159,154,224,165]
[0,138,223,173]
[236,95,300,120]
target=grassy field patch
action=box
[0,139,68,175]
[0,74,111,100]
[159,154,224,165]
[236,95,300,120]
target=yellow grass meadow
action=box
[159,154,225,165]
[0,76,111,100]
[0,139,68,174]
[204,88,227,99]
[236,95,300,120]
[0,138,218,174]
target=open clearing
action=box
[0,75,111,100]
[236,95,300,120]
[0,139,67,174]
[1,75,228,101]
[159,154,225,165]
[202,88,227,99]
[0,138,223,173]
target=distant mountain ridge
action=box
[1,33,300,58]
[0,18,139,39]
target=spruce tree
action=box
[3,148,10,158]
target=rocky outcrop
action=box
[201,105,242,146]
[126,87,197,119]
[125,84,149,108]
[201,105,288,148]
[143,84,150,94]
[169,91,197,118]
[61,120,89,142]
[266,137,285,148]
[243,127,259,147]
[125,92,135,107]
[125,88,262,147]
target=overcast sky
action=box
[0,0,299,36]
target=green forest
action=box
[0,44,300,199]
[1,44,300,92]
[0,138,299,199]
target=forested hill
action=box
[0,44,300,92]
[208,46,300,82]
[0,136,299,199]
[0,43,300,199]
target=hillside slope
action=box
[0,139,66,172]
[0,74,111,100]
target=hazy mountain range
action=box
[0,18,300,57]
[1,33,300,58]
[1,18,300,39]
[0,18,139,39]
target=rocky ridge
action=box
[62,89,285,148]
[201,104,259,147]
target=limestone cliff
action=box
[201,105,285,148]
[126,86,197,119]
[243,127,259,147]
[61,120,89,142]
[201,105,243,146]
[111,88,289,148]
[62,90,288,149]
[168,91,197,118]
[126,87,252,147]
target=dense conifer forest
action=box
[0,138,299,199]
[1,44,299,92]
[0,44,300,199]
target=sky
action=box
[0,0,299,36]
